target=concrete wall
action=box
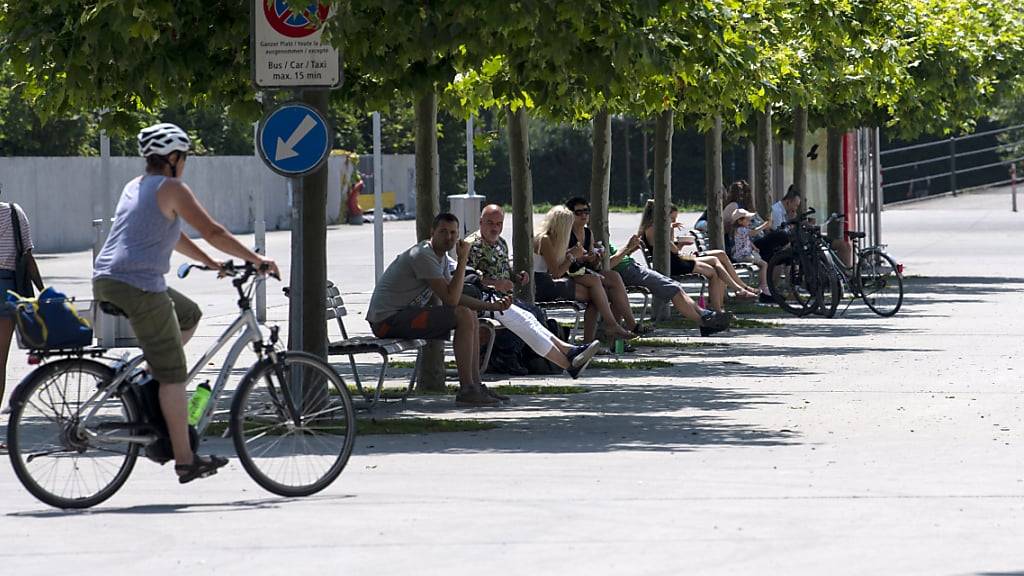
[0,154,390,253]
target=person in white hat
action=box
[731,209,772,299]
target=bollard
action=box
[1012,164,1018,213]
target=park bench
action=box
[689,229,760,285]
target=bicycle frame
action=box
[74,286,267,444]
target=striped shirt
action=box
[0,203,34,271]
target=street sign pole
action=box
[288,176,303,351]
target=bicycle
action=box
[816,215,905,318]
[6,261,356,509]
[766,208,840,317]
[768,210,904,318]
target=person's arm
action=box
[14,207,44,289]
[160,180,280,277]
[424,240,470,306]
[608,235,641,269]
[541,237,577,278]
[458,293,513,312]
[175,232,222,270]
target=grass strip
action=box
[656,317,783,330]
[634,338,726,349]
[589,359,672,369]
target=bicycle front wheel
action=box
[7,359,140,509]
[857,249,904,316]
[767,248,817,317]
[230,351,356,497]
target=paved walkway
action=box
[1,189,1022,575]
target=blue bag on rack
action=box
[6,287,94,349]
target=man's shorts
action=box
[370,306,457,340]
[93,277,202,384]
[618,262,682,301]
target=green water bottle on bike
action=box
[187,382,212,426]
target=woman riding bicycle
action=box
[93,122,280,484]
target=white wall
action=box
[0,154,370,253]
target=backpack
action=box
[6,287,94,350]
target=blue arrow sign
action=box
[257,102,331,176]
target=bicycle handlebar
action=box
[177,260,280,281]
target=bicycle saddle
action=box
[99,301,128,317]
[846,231,866,240]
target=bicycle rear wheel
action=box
[230,351,356,497]
[767,248,817,317]
[7,359,140,509]
[856,248,904,316]
[814,252,842,319]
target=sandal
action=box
[630,323,654,337]
[175,454,229,484]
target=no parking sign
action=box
[251,0,342,89]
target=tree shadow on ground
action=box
[357,383,800,456]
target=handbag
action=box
[9,203,35,298]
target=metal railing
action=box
[880,124,1024,203]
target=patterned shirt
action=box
[465,231,512,281]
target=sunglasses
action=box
[574,208,591,215]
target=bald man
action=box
[465,204,599,377]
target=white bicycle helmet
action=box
[138,123,191,157]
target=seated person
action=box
[465,204,601,378]
[608,234,730,337]
[730,209,771,300]
[564,196,649,336]
[767,185,853,268]
[367,213,513,407]
[638,200,758,312]
[533,205,633,342]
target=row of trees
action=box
[2,0,1022,387]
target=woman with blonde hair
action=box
[638,200,758,311]
[534,205,632,342]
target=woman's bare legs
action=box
[0,318,13,412]
[574,275,631,339]
[694,261,726,311]
[697,254,757,295]
[601,270,638,330]
[701,250,759,293]
[157,323,200,470]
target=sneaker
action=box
[699,324,728,337]
[758,292,775,305]
[699,309,730,329]
[454,387,500,407]
[479,383,510,403]
[566,340,601,379]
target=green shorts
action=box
[93,277,202,383]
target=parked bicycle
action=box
[768,209,904,318]
[6,261,356,509]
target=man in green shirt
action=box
[609,234,729,336]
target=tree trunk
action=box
[288,89,328,359]
[641,121,651,201]
[414,90,444,392]
[507,106,535,304]
[747,140,756,199]
[704,115,725,251]
[589,108,612,270]
[755,108,773,219]
[793,105,808,202]
[623,116,633,206]
[652,110,673,277]
[826,126,844,241]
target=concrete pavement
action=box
[1,189,1022,575]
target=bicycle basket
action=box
[6,287,94,350]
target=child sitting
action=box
[731,209,772,300]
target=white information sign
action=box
[252,0,341,89]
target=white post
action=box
[373,112,384,281]
[100,130,112,237]
[252,123,267,323]
[467,115,475,197]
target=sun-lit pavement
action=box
[1,189,1022,576]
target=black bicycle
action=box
[768,209,904,318]
[766,208,840,317]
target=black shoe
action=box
[699,309,730,329]
[566,340,601,379]
[176,454,228,484]
[758,293,775,304]
[699,324,728,337]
